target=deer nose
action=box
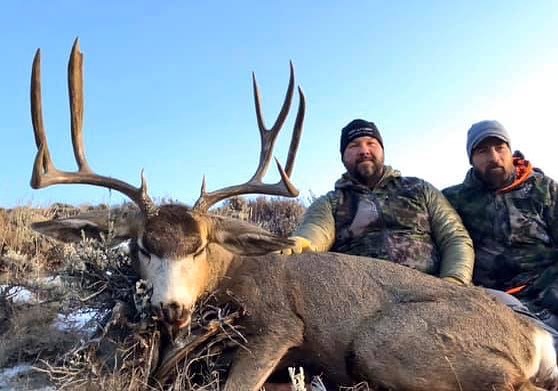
[160,302,191,329]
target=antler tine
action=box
[284,86,305,177]
[251,61,295,181]
[68,38,90,172]
[30,48,54,186]
[30,40,157,216]
[193,63,305,212]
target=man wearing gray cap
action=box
[444,120,558,330]
[281,118,474,286]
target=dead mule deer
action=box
[30,40,558,391]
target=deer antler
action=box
[193,62,306,212]
[30,38,157,216]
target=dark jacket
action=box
[443,157,558,310]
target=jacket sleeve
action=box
[425,182,475,285]
[293,194,336,252]
[545,176,558,246]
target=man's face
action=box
[342,136,384,185]
[471,137,514,189]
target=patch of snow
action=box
[0,276,64,305]
[0,364,54,390]
[0,285,37,304]
[52,308,99,335]
[0,364,32,380]
[112,240,130,254]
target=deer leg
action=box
[223,334,302,391]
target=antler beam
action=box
[193,62,305,212]
[30,38,157,216]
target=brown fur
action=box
[32,206,558,391]
[143,205,202,258]
[213,252,545,390]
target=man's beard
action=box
[350,157,384,187]
[475,163,513,189]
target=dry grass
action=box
[27,226,265,390]
[0,206,54,282]
[216,196,305,237]
[0,203,106,283]
[0,198,325,390]
[0,289,75,368]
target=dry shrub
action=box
[0,286,78,369]
[217,196,305,237]
[0,207,53,281]
[40,297,244,390]
[0,205,67,254]
[0,204,85,282]
[34,232,246,390]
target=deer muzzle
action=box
[158,302,192,330]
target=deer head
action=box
[30,39,305,328]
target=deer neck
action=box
[204,243,243,293]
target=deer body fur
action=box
[203,248,558,390]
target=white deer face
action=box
[135,237,209,327]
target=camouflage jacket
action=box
[295,166,474,284]
[443,161,558,308]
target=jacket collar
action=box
[462,154,534,193]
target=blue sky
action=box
[2,1,557,208]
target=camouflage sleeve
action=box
[545,176,558,245]
[424,182,475,284]
[292,194,336,252]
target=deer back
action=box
[217,252,558,390]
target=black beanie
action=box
[340,119,383,155]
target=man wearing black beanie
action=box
[282,118,474,286]
[338,119,385,188]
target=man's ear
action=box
[208,215,295,256]
[31,208,143,244]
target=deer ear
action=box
[209,216,295,256]
[32,218,105,242]
[32,209,142,244]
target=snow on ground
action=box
[53,308,99,334]
[0,285,37,304]
[0,365,54,391]
[0,282,100,390]
[0,276,62,304]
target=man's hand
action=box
[280,236,315,255]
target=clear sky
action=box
[2,1,558,208]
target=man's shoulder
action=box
[514,170,557,201]
[442,183,465,198]
[324,189,339,201]
[531,169,556,187]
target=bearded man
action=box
[443,120,558,329]
[282,118,474,285]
